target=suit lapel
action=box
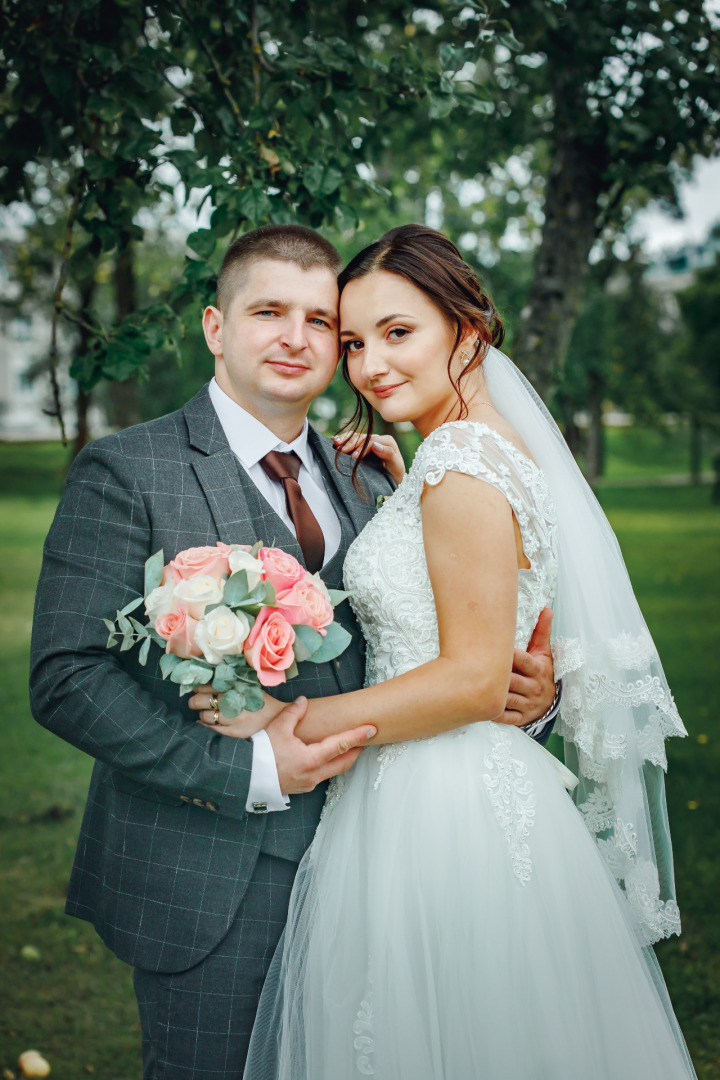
[184,385,303,558]
[308,428,377,540]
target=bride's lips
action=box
[371,382,406,399]
[266,360,310,376]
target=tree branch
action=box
[174,0,245,130]
[48,173,85,444]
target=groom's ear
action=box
[203,305,224,357]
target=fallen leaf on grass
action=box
[18,1051,50,1078]
[20,945,41,962]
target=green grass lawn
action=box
[0,444,718,1077]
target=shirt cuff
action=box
[245,730,290,813]
[522,680,562,740]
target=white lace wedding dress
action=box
[244,421,696,1080]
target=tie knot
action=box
[260,450,301,484]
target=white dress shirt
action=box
[208,378,342,813]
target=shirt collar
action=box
[208,377,312,470]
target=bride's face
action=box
[340,270,474,437]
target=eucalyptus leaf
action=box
[284,659,299,681]
[106,635,118,649]
[250,541,263,557]
[117,612,132,634]
[327,589,350,606]
[294,624,323,660]
[119,633,136,652]
[223,570,250,606]
[138,636,152,666]
[243,685,266,711]
[220,689,246,718]
[148,628,165,646]
[308,621,352,664]
[144,549,165,596]
[160,653,182,678]
[121,595,144,617]
[129,617,148,635]
[262,580,276,606]
[103,618,117,633]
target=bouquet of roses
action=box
[104,542,351,719]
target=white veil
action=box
[483,346,686,945]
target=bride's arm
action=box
[292,470,518,745]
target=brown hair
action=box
[336,223,505,485]
[217,224,343,313]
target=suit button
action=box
[180,795,191,803]
[206,801,218,812]
[192,798,204,807]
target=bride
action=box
[194,224,695,1078]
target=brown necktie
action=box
[259,450,325,573]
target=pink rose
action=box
[276,578,334,635]
[155,605,202,659]
[243,608,296,687]
[169,543,233,583]
[259,547,306,594]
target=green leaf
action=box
[250,541,263,557]
[187,229,217,259]
[428,93,456,120]
[160,653,182,679]
[169,660,214,686]
[466,98,495,115]
[284,659,299,681]
[243,684,266,711]
[138,636,152,666]
[223,570,250,606]
[236,187,272,225]
[327,589,350,606]
[129,617,148,635]
[106,635,118,649]
[117,612,132,634]
[308,621,352,664]
[119,632,136,653]
[220,688,246,718]
[103,618,117,633]
[303,160,342,197]
[144,549,165,596]
[293,624,323,661]
[120,595,144,617]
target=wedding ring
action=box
[213,709,220,725]
[209,694,219,711]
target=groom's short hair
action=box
[217,225,343,313]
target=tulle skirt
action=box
[244,723,696,1079]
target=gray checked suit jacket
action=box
[29,384,394,974]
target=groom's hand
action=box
[267,697,377,795]
[500,608,555,727]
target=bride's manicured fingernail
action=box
[372,441,385,451]
[366,726,377,739]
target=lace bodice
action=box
[343,421,558,691]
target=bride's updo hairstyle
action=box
[336,223,504,485]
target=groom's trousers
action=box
[133,852,298,1079]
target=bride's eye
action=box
[344,340,363,354]
[388,327,410,341]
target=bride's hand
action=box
[333,431,405,486]
[188,684,284,738]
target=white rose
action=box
[194,605,251,665]
[308,571,331,602]
[173,574,224,620]
[228,549,265,591]
[144,583,176,627]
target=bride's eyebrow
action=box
[340,313,414,339]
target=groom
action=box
[30,224,558,1078]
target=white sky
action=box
[630,155,720,255]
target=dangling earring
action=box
[460,351,470,366]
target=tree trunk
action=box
[511,133,605,400]
[108,235,141,430]
[585,370,605,487]
[689,415,702,485]
[72,275,96,459]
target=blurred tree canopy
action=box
[0,0,718,449]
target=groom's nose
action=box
[279,314,308,352]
